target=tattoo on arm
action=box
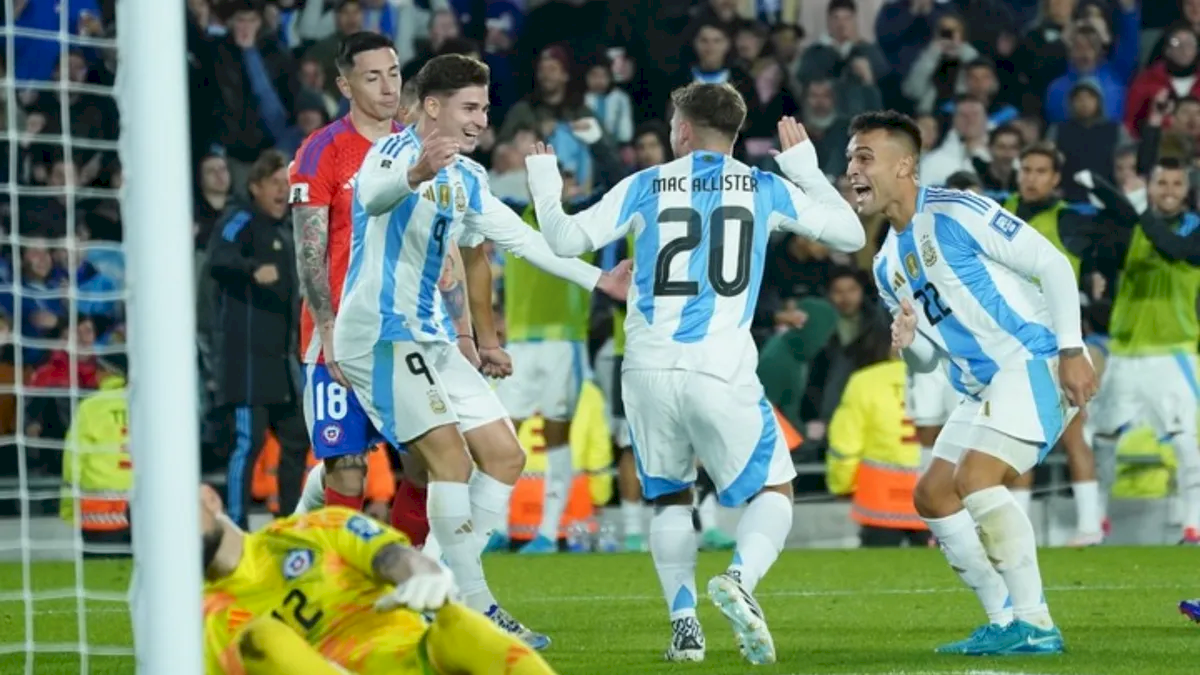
[294,206,335,329]
[440,244,472,334]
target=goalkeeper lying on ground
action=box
[199,485,555,674]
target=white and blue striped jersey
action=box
[334,126,602,361]
[527,141,864,382]
[873,187,1084,397]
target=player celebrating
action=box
[847,110,1095,656]
[334,53,628,649]
[290,32,404,515]
[200,485,556,674]
[525,83,865,665]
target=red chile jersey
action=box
[289,116,403,363]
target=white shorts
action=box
[623,368,796,507]
[494,341,586,421]
[907,367,961,427]
[932,358,1078,474]
[339,341,508,444]
[1088,353,1198,438]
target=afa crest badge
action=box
[427,390,447,414]
[282,549,314,580]
[920,236,938,267]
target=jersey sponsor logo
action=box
[904,252,919,279]
[346,514,383,542]
[289,183,310,204]
[990,211,1022,240]
[282,548,315,580]
[320,422,344,446]
[920,235,938,266]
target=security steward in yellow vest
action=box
[60,355,131,557]
[827,320,930,547]
[1002,142,1098,286]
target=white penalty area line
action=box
[21,581,1188,616]
[781,671,1070,675]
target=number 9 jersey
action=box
[203,508,430,675]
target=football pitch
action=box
[0,546,1195,675]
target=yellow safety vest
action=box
[1004,195,1080,281]
[60,376,132,531]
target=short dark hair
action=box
[336,32,395,73]
[848,110,922,157]
[669,82,747,138]
[1019,141,1064,172]
[828,0,857,15]
[415,54,490,101]
[249,149,288,185]
[437,37,481,57]
[988,123,1022,146]
[1156,156,1188,172]
[945,170,983,191]
[954,93,985,109]
[965,57,996,74]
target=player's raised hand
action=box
[375,559,458,613]
[776,116,810,152]
[409,127,459,186]
[479,345,513,378]
[529,141,556,157]
[891,299,918,350]
[596,259,633,302]
[1058,348,1098,408]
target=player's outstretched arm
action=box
[524,143,641,257]
[371,543,457,612]
[769,117,865,253]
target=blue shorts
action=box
[302,363,387,459]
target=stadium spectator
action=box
[901,11,978,116]
[25,316,105,475]
[801,267,883,445]
[920,95,990,186]
[1147,0,1200,64]
[974,124,1022,199]
[798,0,887,117]
[20,156,86,238]
[402,9,461,82]
[800,78,851,177]
[194,153,233,252]
[10,0,101,82]
[297,56,342,120]
[210,0,301,190]
[950,58,1019,129]
[304,0,366,98]
[584,55,634,145]
[1126,25,1200,136]
[874,0,953,77]
[737,23,800,157]
[1048,79,1133,201]
[1044,0,1141,124]
[1014,0,1080,110]
[914,113,941,152]
[205,150,308,529]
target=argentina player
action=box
[525,83,864,665]
[847,111,1097,656]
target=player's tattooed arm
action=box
[370,542,441,585]
[294,206,335,325]
[439,242,472,337]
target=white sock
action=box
[621,500,645,537]
[469,471,514,549]
[924,509,1013,626]
[650,505,699,620]
[422,531,442,562]
[1169,431,1200,530]
[1010,487,1032,516]
[427,481,495,612]
[1092,434,1117,520]
[728,491,791,593]
[538,444,573,540]
[1071,480,1102,535]
[697,491,719,533]
[963,486,1053,629]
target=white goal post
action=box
[118,0,204,672]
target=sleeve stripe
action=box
[297,127,337,176]
[927,187,992,212]
[925,193,989,216]
[222,211,252,241]
[381,134,416,159]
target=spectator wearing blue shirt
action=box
[1044,0,1141,124]
[10,0,100,82]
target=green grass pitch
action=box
[0,546,1196,674]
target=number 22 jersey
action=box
[872,187,1083,397]
[203,508,428,675]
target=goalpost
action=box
[0,0,202,672]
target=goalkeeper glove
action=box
[374,562,458,613]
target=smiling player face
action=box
[339,46,401,123]
[845,128,914,218]
[430,85,489,153]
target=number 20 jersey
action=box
[872,188,1062,398]
[603,151,850,383]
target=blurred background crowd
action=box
[0,0,1195,547]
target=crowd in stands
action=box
[0,0,1195,523]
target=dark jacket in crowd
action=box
[206,206,299,408]
[211,36,299,163]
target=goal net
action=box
[0,1,201,673]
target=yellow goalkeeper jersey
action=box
[203,507,430,675]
